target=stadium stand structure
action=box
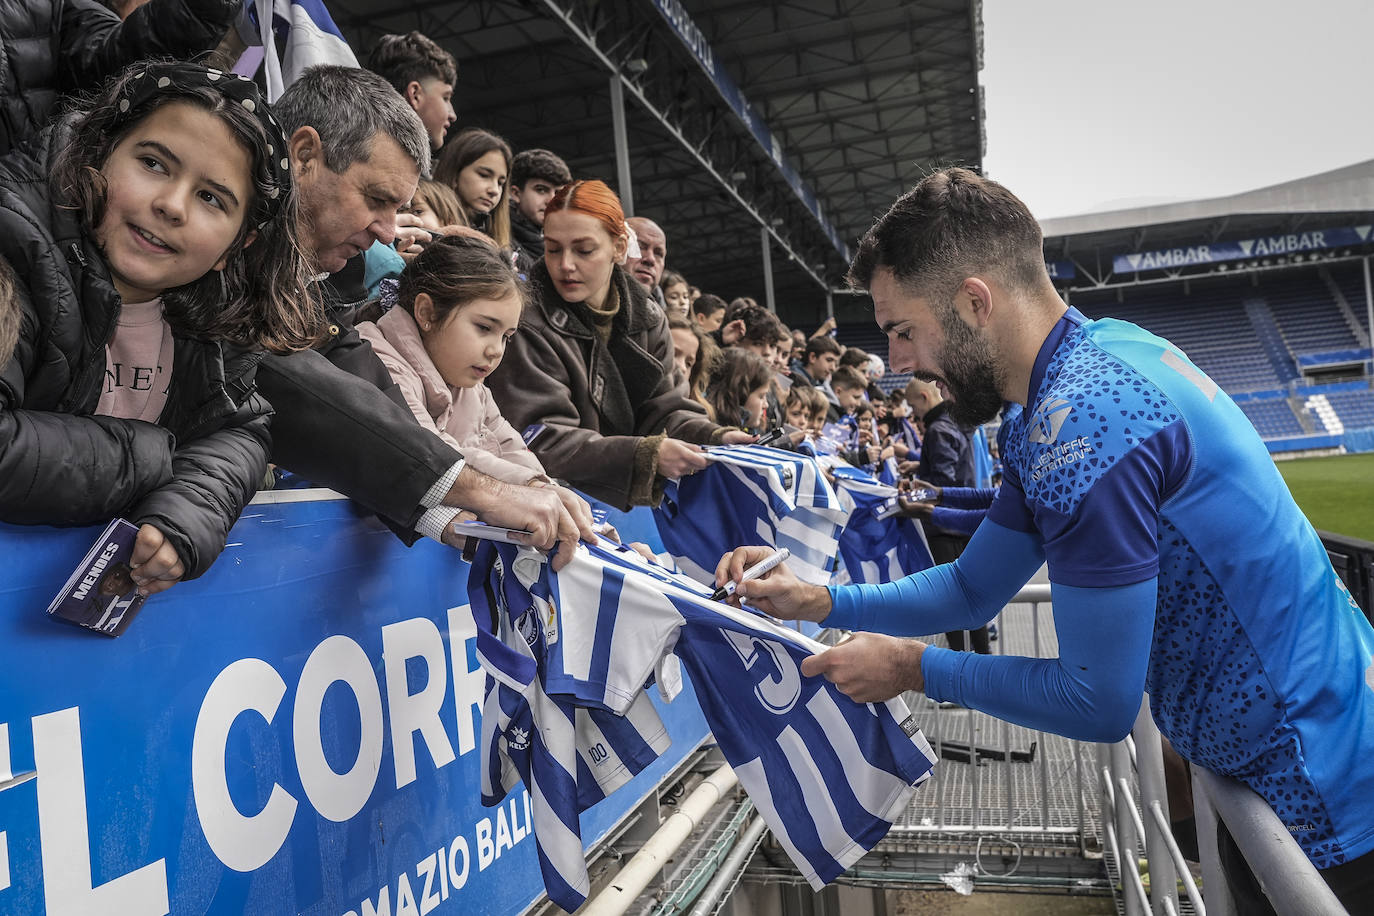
[834,262,1374,432]
[338,0,981,316]
[826,160,1374,451]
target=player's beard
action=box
[934,302,1005,427]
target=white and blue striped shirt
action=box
[829,464,935,585]
[654,445,847,586]
[468,542,672,911]
[535,542,939,887]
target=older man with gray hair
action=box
[257,66,594,563]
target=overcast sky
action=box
[980,0,1374,220]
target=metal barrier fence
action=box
[1100,698,1349,915]
[862,581,1351,912]
[800,584,1110,897]
[882,584,1093,837]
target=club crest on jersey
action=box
[1027,396,1073,445]
[515,608,540,647]
[506,725,530,751]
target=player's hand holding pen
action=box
[713,546,832,623]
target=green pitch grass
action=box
[1277,453,1374,542]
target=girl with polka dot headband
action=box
[0,60,324,599]
[53,59,321,352]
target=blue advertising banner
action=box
[650,0,848,258]
[0,495,708,916]
[1112,225,1374,273]
[1045,260,1077,280]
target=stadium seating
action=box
[1238,395,1307,439]
[1331,263,1372,338]
[830,266,1373,443]
[1265,272,1363,358]
[1325,387,1374,430]
[1072,281,1288,392]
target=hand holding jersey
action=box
[715,546,931,703]
[800,632,927,702]
[452,469,597,569]
[655,438,709,478]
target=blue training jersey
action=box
[988,307,1374,867]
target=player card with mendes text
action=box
[45,518,147,637]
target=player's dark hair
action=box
[848,167,1045,301]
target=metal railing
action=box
[1101,699,1348,915]
[837,584,1105,895]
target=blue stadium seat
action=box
[828,268,1370,430]
[1325,388,1374,430]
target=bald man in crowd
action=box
[626,216,667,305]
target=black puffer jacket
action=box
[0,0,239,155]
[256,253,464,541]
[0,120,272,578]
[510,207,542,278]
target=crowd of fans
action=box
[0,21,988,598]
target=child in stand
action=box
[357,234,590,537]
[660,270,690,319]
[668,315,718,419]
[434,128,513,249]
[371,179,471,297]
[705,348,773,434]
[830,367,880,468]
[0,61,319,596]
[407,178,466,234]
[781,382,824,450]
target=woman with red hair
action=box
[487,180,752,508]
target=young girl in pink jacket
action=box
[357,235,548,487]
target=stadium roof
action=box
[333,0,985,319]
[1038,159,1374,291]
[1041,158,1374,240]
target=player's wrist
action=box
[906,640,928,693]
[806,584,834,623]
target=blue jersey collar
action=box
[1026,307,1086,404]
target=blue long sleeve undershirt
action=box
[824,520,1157,743]
[928,505,985,536]
[937,487,998,510]
[926,486,997,535]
